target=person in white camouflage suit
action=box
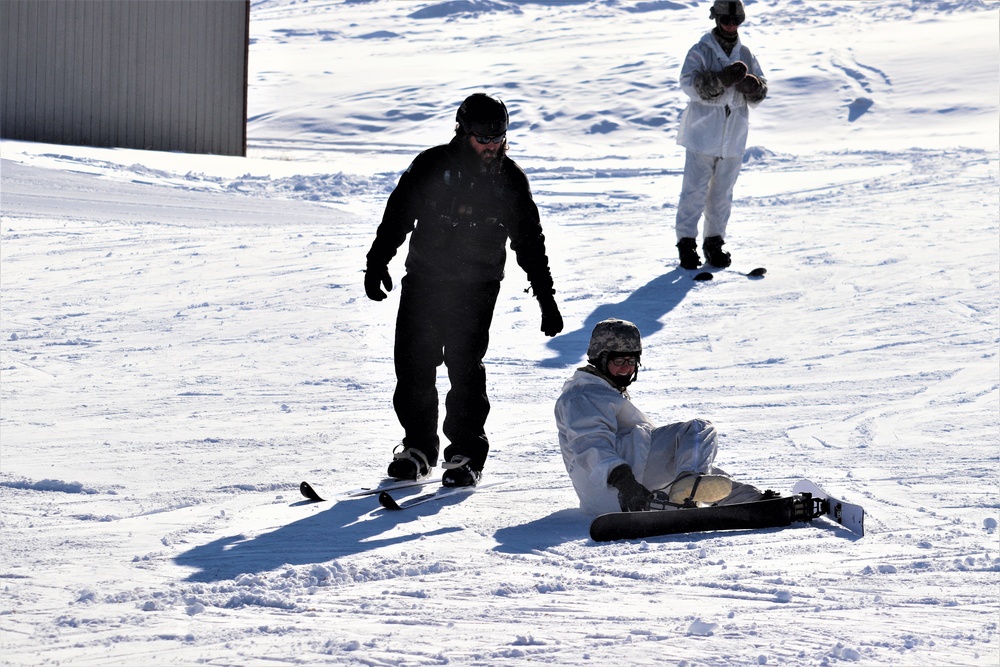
[675,0,768,270]
[555,318,765,515]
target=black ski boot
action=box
[676,237,702,270]
[703,235,731,268]
[387,446,431,480]
[441,455,482,487]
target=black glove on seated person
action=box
[607,464,652,512]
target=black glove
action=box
[536,291,563,337]
[735,74,764,98]
[364,266,392,301]
[718,61,748,87]
[607,464,651,512]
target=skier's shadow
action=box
[541,268,694,368]
[492,508,590,553]
[173,493,467,583]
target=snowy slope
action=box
[1,1,998,665]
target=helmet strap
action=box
[591,353,638,391]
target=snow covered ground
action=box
[1,0,998,664]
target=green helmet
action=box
[587,318,642,363]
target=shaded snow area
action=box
[1,1,998,665]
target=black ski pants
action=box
[392,275,501,471]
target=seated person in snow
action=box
[554,318,764,515]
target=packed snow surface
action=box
[1,1,998,665]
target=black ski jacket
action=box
[366,136,554,292]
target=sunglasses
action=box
[473,133,505,145]
[719,16,743,26]
[608,356,639,368]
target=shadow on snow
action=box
[492,508,590,553]
[174,493,471,583]
[541,268,695,367]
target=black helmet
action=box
[456,93,508,137]
[709,0,745,24]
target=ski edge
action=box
[589,495,810,542]
[378,485,473,511]
[299,477,436,503]
[378,480,505,511]
[693,266,767,281]
[343,477,436,498]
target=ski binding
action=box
[792,478,865,536]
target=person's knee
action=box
[685,418,716,437]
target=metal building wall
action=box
[1,0,249,156]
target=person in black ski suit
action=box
[365,93,563,488]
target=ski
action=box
[378,481,503,511]
[299,477,435,503]
[792,478,865,536]
[589,493,825,542]
[693,267,767,281]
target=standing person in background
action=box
[365,93,563,488]
[675,0,768,270]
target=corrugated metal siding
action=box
[1,0,249,156]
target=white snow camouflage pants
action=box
[642,418,762,504]
[675,149,744,241]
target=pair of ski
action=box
[300,477,864,541]
[589,479,865,541]
[299,477,480,511]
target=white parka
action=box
[676,31,767,159]
[554,370,655,516]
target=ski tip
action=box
[747,267,767,278]
[299,481,325,502]
[378,491,403,511]
[693,271,714,281]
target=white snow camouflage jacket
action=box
[676,31,767,159]
[554,369,655,516]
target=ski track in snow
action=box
[1,1,998,665]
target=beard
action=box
[479,144,503,163]
[476,143,506,174]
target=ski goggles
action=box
[473,133,505,145]
[718,15,744,26]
